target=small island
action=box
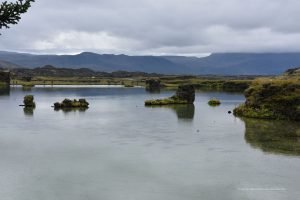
[54,98,89,110]
[145,84,195,105]
[208,99,221,106]
[23,95,36,108]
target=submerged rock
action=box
[145,84,195,105]
[54,98,89,110]
[23,95,36,108]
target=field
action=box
[10,75,265,93]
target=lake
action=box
[0,86,299,200]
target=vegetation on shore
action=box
[124,84,134,88]
[7,65,261,93]
[234,68,300,121]
[145,84,195,105]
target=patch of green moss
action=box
[208,99,221,106]
[145,96,189,106]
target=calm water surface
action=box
[0,86,299,200]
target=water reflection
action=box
[22,86,34,91]
[23,107,35,116]
[146,104,195,121]
[0,86,10,96]
[145,88,161,93]
[241,118,300,156]
[54,107,89,113]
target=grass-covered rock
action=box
[234,81,300,120]
[145,84,195,105]
[54,98,89,109]
[23,95,36,108]
[208,99,221,106]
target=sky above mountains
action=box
[1,0,300,56]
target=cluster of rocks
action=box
[54,99,89,109]
[145,84,195,105]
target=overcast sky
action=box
[1,0,300,56]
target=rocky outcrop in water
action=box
[23,95,36,108]
[234,82,300,121]
[208,99,221,106]
[145,79,161,92]
[145,84,195,105]
[54,99,89,110]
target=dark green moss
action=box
[234,82,300,120]
[23,95,36,108]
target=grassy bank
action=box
[11,75,258,93]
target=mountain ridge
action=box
[1,51,300,75]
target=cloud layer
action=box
[1,0,300,55]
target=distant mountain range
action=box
[1,51,300,75]
[0,60,22,69]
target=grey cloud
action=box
[1,0,300,55]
